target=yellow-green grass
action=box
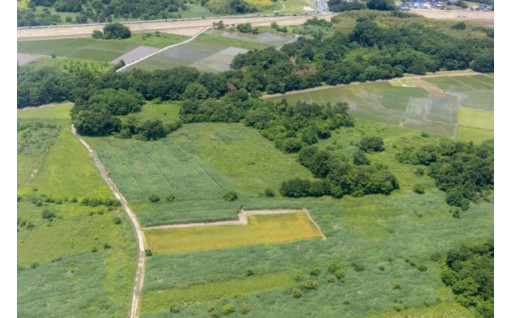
[458,107,494,130]
[456,107,494,143]
[370,302,473,318]
[456,126,494,144]
[122,101,181,125]
[145,212,322,254]
[244,0,274,8]
[30,128,113,199]
[17,0,29,9]
[141,271,293,312]
[17,103,73,119]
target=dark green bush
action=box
[223,191,238,201]
[149,194,160,203]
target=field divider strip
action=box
[71,125,145,318]
[116,26,211,72]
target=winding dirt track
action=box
[71,125,145,318]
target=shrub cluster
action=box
[81,197,120,207]
[281,146,399,199]
[440,240,493,317]
[396,140,493,209]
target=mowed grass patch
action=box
[145,212,322,254]
[141,271,293,312]
[31,128,113,199]
[458,107,494,130]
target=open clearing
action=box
[145,211,323,254]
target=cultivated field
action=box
[17,106,137,317]
[17,33,188,64]
[130,31,294,72]
[270,73,493,141]
[145,211,323,254]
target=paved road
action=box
[71,125,146,318]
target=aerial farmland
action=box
[17,5,495,318]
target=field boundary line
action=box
[116,26,211,72]
[143,208,326,240]
[71,125,145,318]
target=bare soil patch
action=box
[17,53,42,66]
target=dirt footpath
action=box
[17,14,336,40]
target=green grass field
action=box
[456,107,494,143]
[370,301,473,318]
[86,122,313,226]
[131,115,492,317]
[145,212,322,254]
[122,101,181,125]
[17,105,137,318]
[141,271,293,312]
